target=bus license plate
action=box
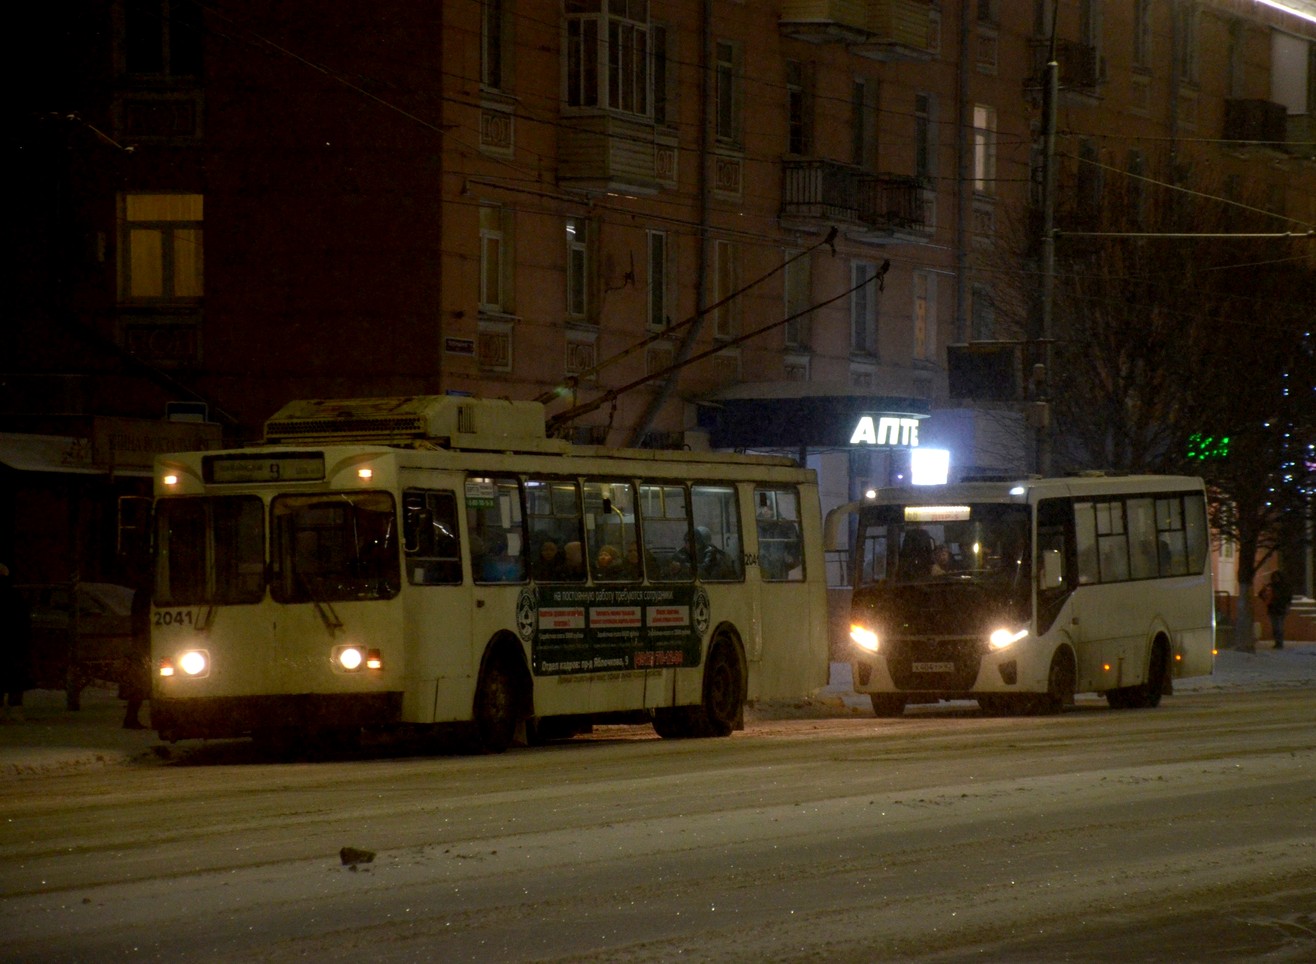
[912,661,955,673]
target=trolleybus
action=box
[827,475,1214,716]
[150,396,829,750]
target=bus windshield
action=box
[857,503,1031,589]
[155,496,266,606]
[271,492,400,603]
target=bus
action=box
[149,395,829,750]
[826,475,1214,716]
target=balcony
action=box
[856,174,932,239]
[1221,99,1288,153]
[780,0,935,62]
[780,160,930,240]
[779,0,871,44]
[559,113,666,196]
[1025,39,1102,101]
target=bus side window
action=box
[641,483,693,583]
[1074,502,1099,584]
[755,487,805,582]
[583,480,640,582]
[467,476,527,584]
[403,489,462,585]
[691,484,743,581]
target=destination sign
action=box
[203,453,326,484]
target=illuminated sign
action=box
[203,453,325,484]
[850,415,920,447]
[905,505,972,522]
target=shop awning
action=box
[0,433,152,477]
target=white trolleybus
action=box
[150,396,829,750]
[827,475,1214,716]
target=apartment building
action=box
[7,0,1315,582]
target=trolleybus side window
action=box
[466,476,527,584]
[155,496,266,606]
[402,489,462,585]
[640,483,694,582]
[270,492,400,603]
[525,478,585,582]
[691,484,743,581]
[755,487,805,581]
[584,480,640,581]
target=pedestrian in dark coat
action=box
[1259,570,1294,651]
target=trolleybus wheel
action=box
[698,640,744,737]
[475,658,518,753]
[869,693,907,717]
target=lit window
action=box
[118,193,203,303]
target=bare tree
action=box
[989,154,1315,649]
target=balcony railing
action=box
[1026,39,1102,96]
[856,174,928,232]
[1222,99,1288,151]
[781,160,930,238]
[781,159,859,223]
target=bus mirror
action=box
[1039,548,1064,590]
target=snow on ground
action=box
[2,642,1312,778]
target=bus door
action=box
[753,486,811,674]
[401,484,470,721]
[581,480,656,712]
[1070,499,1143,688]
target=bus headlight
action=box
[160,649,210,678]
[988,627,1028,650]
[850,624,880,653]
[334,645,384,672]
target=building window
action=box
[851,77,877,169]
[970,285,995,341]
[786,60,810,156]
[1175,4,1199,85]
[565,0,650,116]
[784,250,811,349]
[712,240,738,339]
[479,204,507,313]
[1080,0,1103,75]
[647,229,669,330]
[715,40,740,145]
[1127,150,1147,227]
[1133,0,1151,70]
[652,23,671,125]
[915,93,935,179]
[913,271,935,362]
[122,0,202,79]
[118,193,203,303]
[482,0,507,90]
[566,217,590,320]
[851,261,879,356]
[972,104,996,195]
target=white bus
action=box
[150,396,829,750]
[827,475,1214,716]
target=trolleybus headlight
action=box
[988,627,1028,650]
[850,624,880,653]
[333,645,383,672]
[161,649,209,678]
[335,645,365,671]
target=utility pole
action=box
[1035,14,1059,476]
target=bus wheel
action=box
[1107,639,1169,710]
[698,641,744,737]
[652,706,695,739]
[475,658,519,753]
[1036,649,1076,715]
[870,694,907,717]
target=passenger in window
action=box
[594,544,623,579]
[479,531,523,582]
[562,541,586,579]
[532,535,564,581]
[931,544,955,576]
